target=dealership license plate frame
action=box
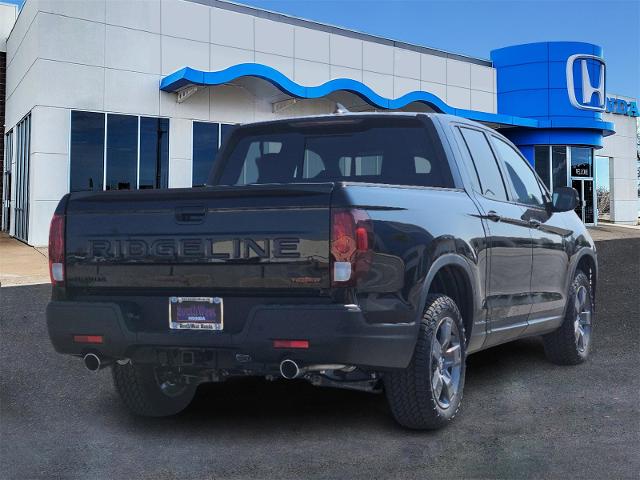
[169,296,224,331]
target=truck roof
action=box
[237,111,483,129]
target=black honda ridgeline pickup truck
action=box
[47,113,597,430]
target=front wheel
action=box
[543,270,594,365]
[384,294,466,430]
[112,362,198,417]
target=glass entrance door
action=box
[570,147,596,225]
[533,145,596,225]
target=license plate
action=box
[169,297,223,331]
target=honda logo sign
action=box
[566,54,606,112]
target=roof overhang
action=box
[160,62,615,138]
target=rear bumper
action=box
[46,301,418,370]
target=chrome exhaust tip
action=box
[83,353,102,372]
[279,359,301,379]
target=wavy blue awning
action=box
[159,62,614,135]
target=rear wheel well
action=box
[428,265,474,344]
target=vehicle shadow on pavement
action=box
[2,238,638,479]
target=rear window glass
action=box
[211,117,453,188]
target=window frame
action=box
[192,121,236,187]
[455,124,510,203]
[489,134,550,208]
[68,110,171,193]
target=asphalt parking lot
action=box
[1,237,639,479]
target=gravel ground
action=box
[1,238,638,479]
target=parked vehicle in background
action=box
[46,113,596,429]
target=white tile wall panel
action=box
[446,59,471,88]
[30,153,69,201]
[363,41,393,74]
[276,97,334,118]
[610,200,638,224]
[168,117,192,160]
[161,36,209,75]
[394,48,420,80]
[38,0,106,23]
[34,59,105,112]
[177,87,211,121]
[421,54,446,84]
[471,89,495,113]
[105,69,160,116]
[161,0,209,42]
[294,59,330,86]
[0,3,18,51]
[611,178,638,200]
[38,13,105,67]
[447,85,471,109]
[30,107,70,155]
[394,76,420,97]
[211,84,256,124]
[294,26,330,63]
[254,52,294,79]
[210,44,254,71]
[471,64,494,92]
[330,34,362,69]
[255,18,294,57]
[420,81,447,102]
[162,86,210,121]
[5,14,38,97]
[362,70,393,98]
[28,200,58,246]
[106,0,161,33]
[168,158,192,188]
[330,65,362,82]
[6,0,36,63]
[211,7,254,50]
[106,26,161,74]
[609,155,637,180]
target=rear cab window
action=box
[211,116,455,188]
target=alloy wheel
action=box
[431,317,462,409]
[573,285,592,353]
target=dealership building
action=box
[0,0,638,246]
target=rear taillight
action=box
[49,213,65,286]
[330,208,372,286]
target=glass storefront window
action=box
[552,146,568,189]
[193,122,219,187]
[70,111,105,192]
[193,122,236,186]
[106,114,138,191]
[139,117,169,189]
[534,146,550,189]
[570,147,592,178]
[70,111,170,192]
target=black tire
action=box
[112,362,197,417]
[543,270,594,365]
[384,294,466,430]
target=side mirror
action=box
[551,187,579,212]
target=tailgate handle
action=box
[175,206,206,224]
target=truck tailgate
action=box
[65,183,332,293]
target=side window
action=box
[459,127,508,201]
[492,137,545,206]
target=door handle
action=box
[529,218,542,229]
[486,211,501,222]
